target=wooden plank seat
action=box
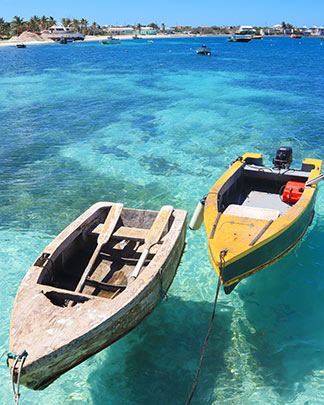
[90,224,149,241]
[84,279,127,292]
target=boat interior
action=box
[218,163,313,221]
[36,207,174,306]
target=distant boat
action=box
[227,34,252,43]
[101,37,121,45]
[8,202,187,390]
[251,35,262,39]
[196,44,211,55]
[132,35,142,40]
[16,44,26,48]
[41,23,84,41]
[290,34,302,38]
[147,40,154,43]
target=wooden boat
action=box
[196,45,211,55]
[251,35,262,39]
[9,202,187,390]
[203,148,322,294]
[290,34,302,38]
[16,44,26,48]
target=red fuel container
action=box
[282,181,305,204]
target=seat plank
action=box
[91,224,149,241]
[85,279,127,292]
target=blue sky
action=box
[1,0,323,27]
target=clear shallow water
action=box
[1,36,324,404]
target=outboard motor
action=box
[273,146,293,170]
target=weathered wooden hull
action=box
[204,153,322,293]
[9,202,187,390]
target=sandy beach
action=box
[0,32,199,48]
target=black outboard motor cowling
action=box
[273,146,293,170]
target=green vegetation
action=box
[0,15,107,38]
[0,16,319,40]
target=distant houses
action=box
[103,26,134,35]
[265,24,324,36]
[136,26,157,35]
[102,25,158,35]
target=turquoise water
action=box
[1,36,324,404]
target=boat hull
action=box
[209,193,316,294]
[196,49,211,55]
[204,153,322,293]
[9,203,187,390]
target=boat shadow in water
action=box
[88,295,233,404]
[237,228,324,403]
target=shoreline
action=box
[0,33,202,48]
[1,33,322,48]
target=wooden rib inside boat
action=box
[9,202,187,390]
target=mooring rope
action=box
[185,249,227,405]
[9,350,28,405]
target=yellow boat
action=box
[202,148,322,293]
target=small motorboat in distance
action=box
[290,34,302,38]
[196,44,211,55]
[101,36,121,45]
[202,147,322,294]
[16,43,26,48]
[8,202,187,390]
[227,34,252,42]
[132,35,142,40]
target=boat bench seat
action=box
[223,204,280,221]
[91,224,149,241]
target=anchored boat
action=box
[194,147,322,294]
[227,34,252,42]
[9,202,187,390]
[196,44,212,55]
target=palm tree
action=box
[80,18,88,34]
[62,18,71,28]
[161,23,165,33]
[72,19,80,31]
[28,15,40,32]
[149,22,158,30]
[48,16,56,28]
[137,23,142,34]
[90,21,97,35]
[0,17,10,37]
[11,16,25,35]
[39,15,48,30]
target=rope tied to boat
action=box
[8,349,28,405]
[185,249,227,405]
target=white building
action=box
[238,25,255,34]
[105,26,134,35]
